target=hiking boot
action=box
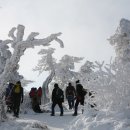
[60,113,63,116]
[72,113,77,116]
[13,114,19,118]
[50,114,55,116]
[15,115,19,118]
[69,106,72,109]
[13,114,16,117]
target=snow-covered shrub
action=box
[79,18,130,112]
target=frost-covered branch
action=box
[0,24,64,92]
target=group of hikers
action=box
[51,80,87,116]
[5,79,94,117]
[29,87,43,113]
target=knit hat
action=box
[76,80,80,83]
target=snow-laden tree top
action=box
[109,18,130,63]
[0,24,64,91]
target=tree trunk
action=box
[42,71,55,104]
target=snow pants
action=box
[51,101,63,115]
[74,97,84,114]
[13,97,21,116]
[67,95,74,109]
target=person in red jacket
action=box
[29,87,36,98]
[37,87,42,105]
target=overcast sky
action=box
[0,0,130,90]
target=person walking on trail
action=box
[29,87,36,99]
[5,83,14,113]
[65,82,76,109]
[72,80,87,116]
[30,87,43,113]
[31,90,43,113]
[11,81,23,118]
[37,87,42,105]
[51,83,64,116]
[29,87,42,113]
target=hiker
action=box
[11,81,23,117]
[51,83,64,116]
[29,87,37,103]
[73,80,87,116]
[37,87,42,105]
[5,83,14,113]
[29,87,43,113]
[65,82,76,109]
[29,87,35,98]
[29,87,39,98]
[31,90,43,113]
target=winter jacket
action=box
[66,85,76,98]
[37,87,42,97]
[76,83,85,100]
[11,83,23,103]
[52,87,64,103]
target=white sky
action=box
[0,0,130,90]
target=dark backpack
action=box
[6,88,10,97]
[67,87,74,95]
[56,88,64,102]
[82,88,87,96]
[6,83,13,97]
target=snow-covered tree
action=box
[78,60,96,87]
[107,18,130,110]
[33,48,56,104]
[0,24,63,121]
[109,18,130,63]
[34,47,83,104]
[81,18,130,111]
[54,55,83,89]
[67,18,130,130]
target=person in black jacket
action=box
[11,81,23,117]
[51,83,64,116]
[73,80,85,116]
[65,82,76,109]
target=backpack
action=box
[82,88,87,96]
[14,84,21,94]
[6,83,14,97]
[67,87,74,96]
[37,88,42,97]
[6,88,10,97]
[56,88,64,102]
[29,88,35,98]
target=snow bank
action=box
[65,109,130,130]
[0,117,49,130]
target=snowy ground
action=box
[22,110,76,130]
[1,104,130,130]
[1,104,78,130]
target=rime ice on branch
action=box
[109,18,130,63]
[0,24,64,91]
[34,48,83,104]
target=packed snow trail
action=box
[20,110,78,130]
